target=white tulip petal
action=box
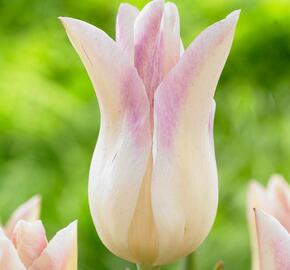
[151,11,240,264]
[60,17,152,262]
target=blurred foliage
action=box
[0,0,289,269]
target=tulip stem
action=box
[182,252,195,270]
[136,264,160,270]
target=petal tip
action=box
[58,16,73,28]
[65,220,78,235]
[31,194,41,205]
[226,10,241,24]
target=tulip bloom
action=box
[247,175,290,270]
[60,0,239,266]
[1,195,41,238]
[254,209,290,270]
[0,220,77,269]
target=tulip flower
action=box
[60,0,239,267]
[1,195,41,238]
[0,220,77,270]
[254,209,290,270]
[247,175,290,270]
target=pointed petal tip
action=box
[58,16,67,25]
[228,9,241,18]
[248,180,263,190]
[63,220,78,236]
[268,174,286,185]
[225,10,241,25]
[30,194,41,205]
[58,16,73,28]
[58,16,83,33]
[68,220,78,230]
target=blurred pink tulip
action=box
[254,209,290,270]
[1,195,41,238]
[247,175,290,270]
[60,0,239,265]
[0,220,77,270]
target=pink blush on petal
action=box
[121,69,150,146]
[271,238,290,270]
[155,52,200,148]
[155,72,190,148]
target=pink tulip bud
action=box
[3,195,41,238]
[60,0,239,265]
[247,175,290,270]
[0,220,77,270]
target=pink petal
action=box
[5,195,41,238]
[151,11,239,264]
[29,221,77,270]
[134,0,181,121]
[116,3,139,63]
[255,209,290,270]
[12,220,48,267]
[0,236,26,270]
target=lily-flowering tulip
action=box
[254,209,290,270]
[1,195,41,238]
[60,0,239,266]
[247,175,290,270]
[0,220,77,269]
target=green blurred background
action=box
[0,0,289,269]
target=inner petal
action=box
[134,0,180,128]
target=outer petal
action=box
[12,220,48,267]
[0,236,26,270]
[134,0,180,115]
[116,3,139,63]
[152,11,240,264]
[5,195,41,237]
[247,181,268,270]
[255,210,290,270]
[29,221,77,270]
[60,17,151,262]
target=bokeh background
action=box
[0,0,289,269]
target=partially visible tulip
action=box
[247,175,290,270]
[1,195,41,238]
[254,209,290,270]
[60,0,239,266]
[0,220,77,270]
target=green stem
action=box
[182,252,195,270]
[136,264,160,270]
